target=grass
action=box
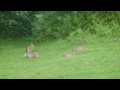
[0,38,120,79]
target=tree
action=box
[0,11,37,40]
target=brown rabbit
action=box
[63,51,75,58]
[26,43,35,52]
[24,52,38,58]
[72,45,87,52]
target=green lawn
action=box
[0,39,120,79]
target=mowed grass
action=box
[0,39,120,79]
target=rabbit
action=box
[72,45,87,52]
[63,51,75,58]
[26,43,35,52]
[24,52,38,58]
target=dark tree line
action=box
[0,11,37,39]
[0,11,120,41]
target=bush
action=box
[31,11,120,42]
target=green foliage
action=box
[31,11,120,42]
[66,28,87,44]
[32,11,76,41]
[0,11,37,40]
[1,11,120,42]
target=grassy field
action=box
[0,39,120,79]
